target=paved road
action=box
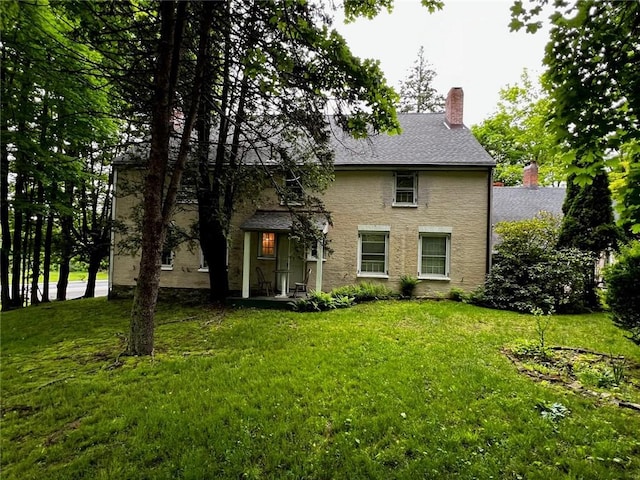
[37,280,109,300]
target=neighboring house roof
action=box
[332,113,495,168]
[492,187,566,225]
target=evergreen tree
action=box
[558,170,621,254]
[398,46,445,113]
[558,168,622,308]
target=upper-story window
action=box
[176,175,197,204]
[394,172,417,206]
[280,173,304,206]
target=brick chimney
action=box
[445,87,464,128]
[523,162,539,189]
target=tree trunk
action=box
[10,172,24,308]
[0,122,11,310]
[84,250,103,298]
[57,181,74,301]
[29,182,45,305]
[129,1,214,355]
[41,212,54,302]
[207,221,229,302]
[129,2,182,356]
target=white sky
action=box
[335,0,551,127]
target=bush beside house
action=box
[475,214,595,314]
[604,241,640,342]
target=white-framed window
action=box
[307,236,328,262]
[357,226,390,277]
[280,173,304,206]
[418,227,452,280]
[198,248,209,272]
[393,172,417,206]
[258,232,276,259]
[161,246,174,271]
[176,183,198,205]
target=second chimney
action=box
[523,162,539,189]
[445,87,464,128]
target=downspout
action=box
[486,166,494,276]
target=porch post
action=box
[242,231,251,298]
[315,239,323,292]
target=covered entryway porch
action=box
[239,211,329,299]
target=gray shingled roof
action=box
[115,114,495,168]
[493,187,566,224]
[332,113,495,168]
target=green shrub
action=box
[290,290,354,312]
[330,282,394,302]
[604,241,640,342]
[399,275,420,298]
[476,214,595,314]
[448,287,468,302]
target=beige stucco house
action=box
[110,88,495,299]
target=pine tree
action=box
[558,168,622,308]
[558,170,621,254]
[398,46,445,113]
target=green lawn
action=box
[38,271,108,283]
[2,298,639,479]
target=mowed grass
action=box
[2,298,639,479]
[38,270,108,283]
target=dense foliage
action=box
[471,70,564,185]
[476,214,595,314]
[511,0,640,233]
[291,282,395,312]
[557,168,622,309]
[1,0,121,308]
[558,170,622,255]
[330,282,395,302]
[289,290,355,312]
[604,241,640,342]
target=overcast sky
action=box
[335,0,552,127]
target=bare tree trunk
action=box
[0,122,11,310]
[129,1,214,355]
[41,211,54,302]
[10,172,24,308]
[57,181,74,301]
[84,250,103,298]
[29,182,45,305]
[21,195,34,306]
[130,2,184,356]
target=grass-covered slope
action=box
[2,298,639,479]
